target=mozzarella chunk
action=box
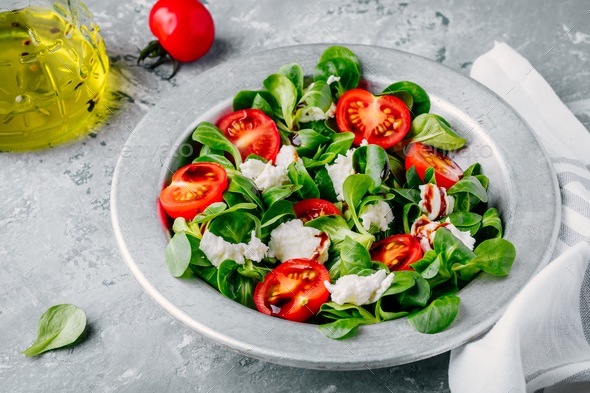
[274,144,300,167]
[241,145,301,191]
[360,139,369,146]
[240,159,288,191]
[324,270,394,306]
[326,149,355,201]
[298,106,327,122]
[200,230,268,267]
[242,232,269,262]
[446,221,476,251]
[411,215,441,252]
[418,183,455,220]
[239,158,266,179]
[267,219,330,263]
[326,75,341,85]
[359,200,394,231]
[411,215,476,252]
[298,102,337,122]
[324,102,337,119]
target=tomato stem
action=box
[137,40,180,79]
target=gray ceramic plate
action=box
[111,44,560,370]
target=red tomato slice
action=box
[159,162,228,220]
[370,234,423,271]
[216,109,280,162]
[335,88,411,149]
[293,199,341,223]
[405,142,463,189]
[254,258,330,322]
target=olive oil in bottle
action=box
[0,0,109,151]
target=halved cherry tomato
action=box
[293,199,341,223]
[335,88,411,149]
[216,109,280,162]
[405,142,463,190]
[254,258,330,322]
[370,234,423,271]
[159,162,228,220]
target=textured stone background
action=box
[1,0,589,392]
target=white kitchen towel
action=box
[448,42,590,393]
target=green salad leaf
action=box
[339,236,373,276]
[22,304,86,357]
[352,144,390,189]
[232,90,278,118]
[263,74,298,129]
[217,259,256,308]
[342,174,374,234]
[407,295,460,334]
[382,81,430,117]
[192,122,242,167]
[314,46,361,98]
[278,63,304,101]
[208,210,260,244]
[166,231,193,277]
[318,302,378,339]
[405,114,466,150]
[453,238,516,276]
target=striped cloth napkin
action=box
[448,42,590,393]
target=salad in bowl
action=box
[158,46,516,339]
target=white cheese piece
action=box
[326,75,341,85]
[239,158,266,179]
[267,219,330,263]
[200,230,268,267]
[418,183,455,220]
[326,149,355,201]
[242,231,269,262]
[274,144,300,167]
[359,200,394,231]
[298,102,337,122]
[446,221,476,251]
[298,106,327,122]
[411,215,440,252]
[324,270,394,306]
[411,215,476,252]
[324,102,337,119]
[360,139,369,146]
[240,159,288,191]
[444,190,455,216]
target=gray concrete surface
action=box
[1,0,589,392]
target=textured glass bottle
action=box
[0,0,109,151]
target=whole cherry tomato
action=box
[139,0,215,77]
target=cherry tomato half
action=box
[293,199,341,223]
[149,0,215,62]
[336,88,411,149]
[405,142,463,190]
[254,258,330,322]
[370,234,423,271]
[159,162,228,220]
[216,109,281,162]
